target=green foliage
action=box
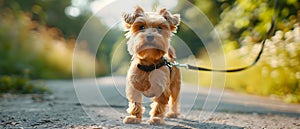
[198,0,300,103]
[168,0,223,55]
[200,24,300,103]
[0,75,50,94]
[216,0,299,49]
[203,0,300,103]
[228,25,300,103]
[0,0,90,38]
[0,8,99,79]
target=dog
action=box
[122,6,181,125]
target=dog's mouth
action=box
[136,42,167,60]
[137,48,165,60]
[139,42,164,52]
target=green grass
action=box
[0,75,51,94]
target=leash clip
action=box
[173,61,189,69]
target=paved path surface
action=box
[1,76,300,128]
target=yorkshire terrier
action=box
[122,6,181,125]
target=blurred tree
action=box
[0,0,91,38]
[199,0,300,103]
[0,0,101,78]
[173,0,223,55]
[0,10,100,78]
[0,0,128,78]
[216,0,299,51]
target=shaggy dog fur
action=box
[122,6,181,125]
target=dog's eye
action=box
[157,26,163,33]
[139,25,145,30]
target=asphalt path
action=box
[1,76,300,128]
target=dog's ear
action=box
[122,6,144,30]
[159,8,181,33]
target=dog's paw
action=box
[123,116,142,124]
[166,112,180,118]
[148,117,164,125]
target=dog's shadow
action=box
[119,115,243,129]
[132,104,243,128]
[162,118,243,129]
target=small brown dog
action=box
[122,6,181,125]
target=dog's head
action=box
[122,6,180,60]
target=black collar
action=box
[137,58,172,72]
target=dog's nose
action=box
[146,34,154,42]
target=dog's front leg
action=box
[123,101,143,124]
[148,91,170,125]
[123,83,144,124]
